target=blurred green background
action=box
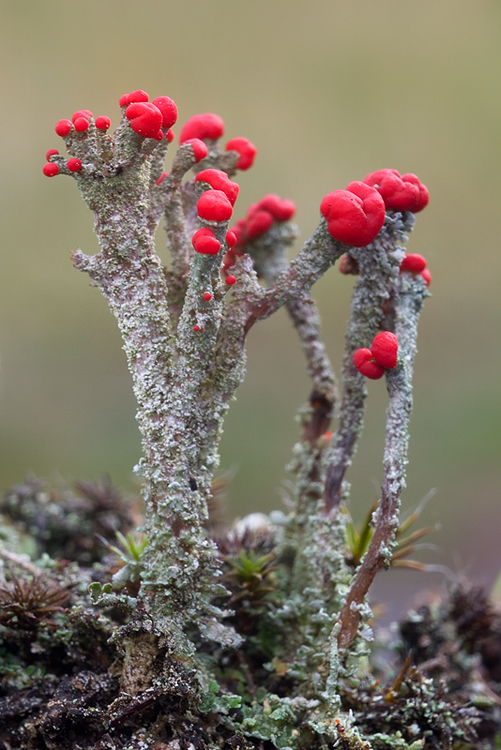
[1,0,500,618]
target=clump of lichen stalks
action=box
[0,89,498,749]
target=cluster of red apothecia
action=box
[322,169,430,380]
[43,91,429,345]
[321,168,429,248]
[42,90,257,179]
[221,194,297,274]
[340,250,431,287]
[350,245,431,380]
[353,332,399,380]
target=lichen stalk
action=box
[247,224,337,418]
[323,213,413,513]
[39,99,454,747]
[63,139,230,645]
[336,271,428,650]
[243,222,345,331]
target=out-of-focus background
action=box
[1,0,500,619]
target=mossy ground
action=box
[0,477,500,750]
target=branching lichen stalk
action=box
[336,271,428,650]
[43,98,432,735]
[323,213,413,513]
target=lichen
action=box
[3,92,490,747]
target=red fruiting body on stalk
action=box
[72,110,92,124]
[126,102,163,139]
[195,169,239,206]
[338,254,359,275]
[203,292,212,301]
[421,268,432,286]
[400,173,429,212]
[246,210,274,240]
[179,113,224,144]
[119,90,149,107]
[231,194,296,246]
[156,172,168,186]
[55,119,72,137]
[184,138,209,163]
[151,96,178,129]
[225,275,237,285]
[192,228,221,255]
[230,220,246,246]
[363,168,429,213]
[225,137,257,170]
[400,253,427,274]
[95,116,111,130]
[256,194,296,222]
[46,148,59,160]
[74,117,89,133]
[321,182,385,247]
[353,349,385,380]
[43,163,59,177]
[67,158,82,172]
[370,331,398,370]
[222,250,236,270]
[197,190,233,222]
[225,230,237,248]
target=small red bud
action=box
[119,90,149,107]
[185,138,209,163]
[55,119,72,137]
[317,430,334,448]
[256,194,296,222]
[231,220,246,246]
[197,190,233,223]
[166,128,175,143]
[353,348,385,379]
[73,117,89,133]
[193,325,201,332]
[95,115,111,130]
[126,102,163,139]
[72,110,92,124]
[179,113,224,144]
[225,137,257,170]
[338,254,359,275]
[151,96,178,129]
[364,169,429,213]
[156,172,168,186]
[203,292,212,301]
[67,158,82,172]
[246,209,274,240]
[400,253,427,274]
[195,169,239,206]
[43,162,59,177]
[421,268,432,286]
[46,148,59,160]
[192,227,221,255]
[225,230,237,248]
[320,182,385,247]
[225,275,237,285]
[370,331,398,370]
[222,250,236,270]
[400,173,429,212]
